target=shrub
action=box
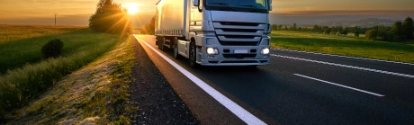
[41,39,64,58]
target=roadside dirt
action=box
[129,39,199,124]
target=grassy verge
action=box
[4,36,137,124]
[271,31,414,63]
[0,25,122,120]
[0,24,85,43]
[0,25,119,74]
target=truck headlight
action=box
[261,48,270,54]
[206,47,219,55]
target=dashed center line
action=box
[271,54,414,79]
[294,74,385,97]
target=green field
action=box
[0,24,124,118]
[271,31,414,63]
[0,25,119,74]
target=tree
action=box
[277,25,283,30]
[140,16,155,35]
[283,25,288,30]
[323,26,331,34]
[291,23,297,31]
[89,0,131,35]
[375,25,393,41]
[392,21,404,40]
[332,26,337,35]
[271,24,278,31]
[402,17,413,39]
[337,26,344,34]
[365,29,377,40]
[340,30,348,36]
[351,26,361,36]
[354,31,360,37]
[313,25,321,33]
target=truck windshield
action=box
[205,0,269,13]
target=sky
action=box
[0,0,413,26]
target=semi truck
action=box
[155,0,272,67]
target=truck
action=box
[155,0,272,67]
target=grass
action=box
[0,24,85,43]
[5,36,137,124]
[0,24,123,120]
[271,31,414,63]
[0,25,116,74]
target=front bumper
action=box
[197,35,271,66]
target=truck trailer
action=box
[155,0,272,67]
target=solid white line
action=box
[271,54,414,79]
[294,74,385,97]
[271,48,414,66]
[134,35,267,125]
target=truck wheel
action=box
[189,41,199,68]
[156,36,159,45]
[173,38,181,59]
[158,37,165,51]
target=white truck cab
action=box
[155,0,272,67]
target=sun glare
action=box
[124,3,139,15]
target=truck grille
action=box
[213,22,265,46]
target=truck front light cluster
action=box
[206,47,219,55]
[261,48,270,54]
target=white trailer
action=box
[155,0,272,67]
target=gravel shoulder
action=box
[127,38,199,124]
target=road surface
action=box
[133,35,414,125]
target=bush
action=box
[41,39,64,58]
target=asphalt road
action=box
[133,35,414,125]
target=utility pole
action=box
[55,13,57,25]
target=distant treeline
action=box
[273,17,414,42]
[139,16,155,35]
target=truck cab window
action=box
[205,0,269,13]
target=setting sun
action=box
[124,3,139,15]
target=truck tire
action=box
[189,41,199,68]
[158,37,165,51]
[156,36,159,45]
[173,37,181,59]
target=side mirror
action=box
[193,0,199,6]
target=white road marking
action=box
[271,48,414,66]
[271,54,414,79]
[294,74,385,97]
[134,35,267,125]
